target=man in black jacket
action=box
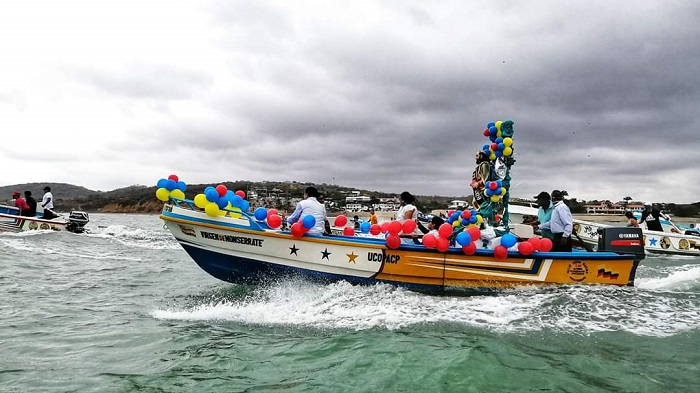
[23,191,37,217]
[639,202,663,231]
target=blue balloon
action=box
[489,126,497,135]
[217,197,229,209]
[157,178,167,188]
[360,222,371,233]
[469,216,477,224]
[254,207,267,221]
[485,188,493,197]
[204,186,215,193]
[302,215,316,229]
[487,122,495,128]
[494,150,503,157]
[177,181,187,192]
[498,143,505,150]
[461,218,469,226]
[482,144,489,151]
[165,179,177,191]
[225,190,235,200]
[495,137,503,143]
[205,188,219,202]
[230,195,243,208]
[501,233,517,248]
[450,212,460,221]
[240,200,250,212]
[456,232,472,246]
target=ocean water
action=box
[1,214,698,392]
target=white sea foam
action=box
[636,264,700,291]
[86,224,179,250]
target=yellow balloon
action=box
[170,189,185,200]
[490,195,500,202]
[194,193,207,208]
[452,220,461,228]
[205,202,220,217]
[217,209,227,216]
[156,188,170,202]
[476,215,483,224]
[230,206,242,219]
[503,137,513,147]
[503,147,513,156]
[495,120,502,131]
[496,131,502,138]
[500,187,507,195]
[489,153,496,161]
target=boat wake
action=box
[636,264,700,291]
[87,224,179,250]
[151,277,700,337]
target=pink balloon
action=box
[540,238,553,252]
[235,190,246,199]
[291,222,305,237]
[343,227,355,236]
[438,223,453,239]
[388,221,402,236]
[436,237,450,252]
[267,214,282,229]
[422,234,437,248]
[462,242,477,255]
[370,224,381,236]
[386,234,401,249]
[494,245,508,260]
[527,237,541,251]
[518,241,534,255]
[215,184,227,197]
[335,215,348,227]
[402,220,416,234]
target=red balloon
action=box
[518,241,534,255]
[386,234,401,249]
[215,184,227,197]
[494,245,508,260]
[343,227,355,236]
[438,223,453,238]
[527,236,541,251]
[467,226,481,241]
[488,181,498,190]
[235,190,246,199]
[422,234,437,248]
[370,224,381,236]
[490,143,498,151]
[402,220,416,234]
[381,222,390,233]
[335,215,348,227]
[168,174,179,182]
[462,242,477,255]
[483,128,490,136]
[461,210,471,220]
[447,209,455,217]
[267,209,278,220]
[388,221,402,236]
[291,222,304,237]
[539,238,553,252]
[267,214,282,229]
[436,237,450,252]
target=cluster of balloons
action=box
[290,214,318,237]
[332,215,359,236]
[425,225,481,254]
[484,180,507,203]
[481,120,515,161]
[446,208,483,228]
[253,207,283,229]
[492,234,554,260]
[155,174,187,201]
[193,184,250,218]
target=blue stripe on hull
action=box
[179,243,456,293]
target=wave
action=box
[86,224,179,250]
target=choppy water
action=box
[1,214,699,392]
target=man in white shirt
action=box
[286,186,327,235]
[41,186,56,219]
[548,190,573,252]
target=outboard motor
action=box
[597,227,645,260]
[66,211,89,233]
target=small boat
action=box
[0,204,90,233]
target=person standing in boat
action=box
[23,191,37,217]
[396,191,421,243]
[638,202,663,231]
[41,186,56,219]
[12,192,32,216]
[543,190,572,252]
[368,208,378,225]
[286,186,327,235]
[532,191,555,240]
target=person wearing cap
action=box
[542,190,573,252]
[532,191,555,240]
[638,202,663,231]
[12,192,31,216]
[41,186,56,219]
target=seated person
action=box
[625,211,639,228]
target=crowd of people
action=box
[7,186,56,219]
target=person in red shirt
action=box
[12,192,32,216]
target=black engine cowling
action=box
[597,227,645,259]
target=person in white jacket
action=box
[286,186,327,235]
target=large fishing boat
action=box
[159,120,647,292]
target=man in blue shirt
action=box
[533,191,554,240]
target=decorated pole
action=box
[475,120,516,228]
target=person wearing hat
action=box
[638,201,663,231]
[532,191,554,240]
[543,190,573,252]
[41,186,56,219]
[12,192,31,216]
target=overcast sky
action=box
[2,0,699,203]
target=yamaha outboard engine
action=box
[597,227,645,260]
[66,211,89,233]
